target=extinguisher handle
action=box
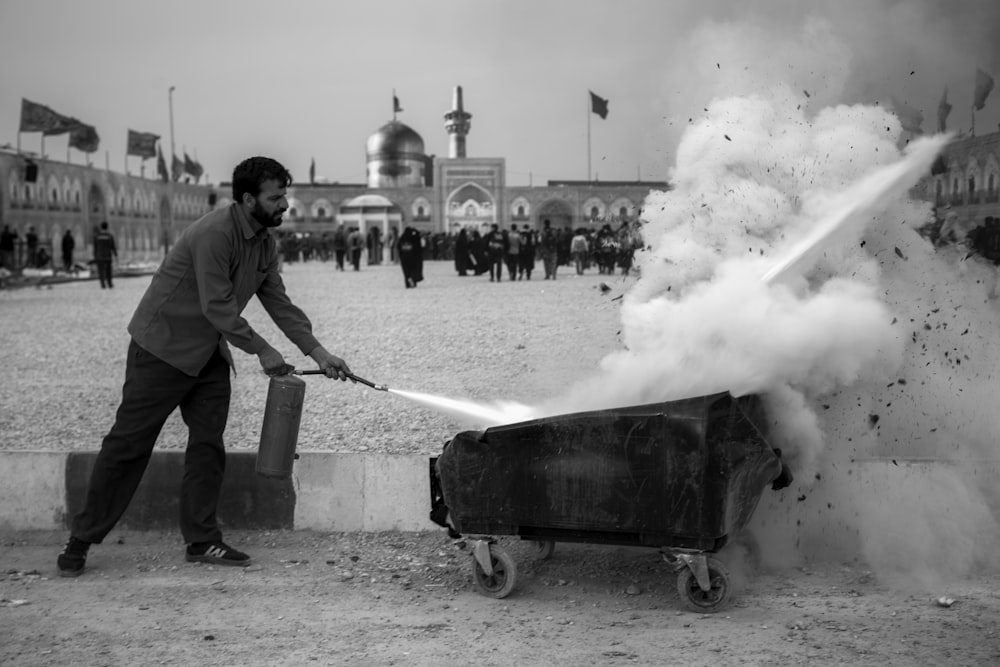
[292,369,387,391]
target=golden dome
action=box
[366,121,425,159]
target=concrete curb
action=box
[0,450,435,534]
[4,451,993,567]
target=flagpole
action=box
[587,94,592,181]
[166,85,176,256]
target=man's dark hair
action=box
[232,157,292,202]
[100,221,109,230]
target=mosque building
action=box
[1,86,998,269]
[213,86,670,244]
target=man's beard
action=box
[251,200,284,228]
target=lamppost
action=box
[164,85,176,255]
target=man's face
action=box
[247,179,288,228]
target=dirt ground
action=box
[2,529,998,666]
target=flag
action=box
[19,98,75,134]
[184,153,204,180]
[974,67,995,111]
[589,90,609,119]
[309,157,316,184]
[171,154,184,181]
[127,130,159,158]
[68,122,99,153]
[393,94,403,113]
[890,96,923,133]
[937,87,952,133]
[157,147,169,182]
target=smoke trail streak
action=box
[761,134,951,286]
[387,388,533,428]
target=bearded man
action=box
[58,156,352,576]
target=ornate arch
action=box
[581,196,607,221]
[610,197,638,220]
[510,196,531,221]
[447,183,494,217]
[310,198,333,220]
[411,196,431,220]
[46,174,60,206]
[286,196,305,221]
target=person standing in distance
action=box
[93,222,117,288]
[57,156,353,577]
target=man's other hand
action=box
[258,347,293,376]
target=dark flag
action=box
[127,130,160,158]
[589,90,609,119]
[309,157,316,184]
[171,154,184,182]
[393,94,403,113]
[157,147,169,182]
[974,68,995,111]
[184,153,204,180]
[68,122,100,153]
[19,98,75,134]
[937,87,952,133]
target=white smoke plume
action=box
[543,14,1000,588]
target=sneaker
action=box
[185,541,251,567]
[57,536,90,577]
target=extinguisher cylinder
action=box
[257,374,307,479]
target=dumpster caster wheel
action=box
[530,540,556,560]
[472,544,517,599]
[676,557,731,613]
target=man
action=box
[93,222,117,288]
[61,229,76,273]
[484,223,506,282]
[540,219,559,280]
[57,156,353,577]
[518,224,535,280]
[25,226,38,267]
[504,224,521,280]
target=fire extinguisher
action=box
[256,370,387,479]
[256,374,307,479]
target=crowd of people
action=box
[271,218,645,284]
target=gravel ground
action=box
[0,260,634,454]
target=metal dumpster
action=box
[429,391,791,611]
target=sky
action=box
[1,0,999,188]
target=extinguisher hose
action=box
[293,369,388,391]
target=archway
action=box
[537,199,574,231]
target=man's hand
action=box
[308,345,352,380]
[258,346,293,376]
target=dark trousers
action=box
[71,340,231,544]
[488,253,504,281]
[334,249,346,270]
[96,260,113,288]
[504,255,519,280]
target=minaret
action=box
[444,86,472,158]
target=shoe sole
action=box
[58,568,84,578]
[185,554,252,567]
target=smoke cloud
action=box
[546,12,1000,588]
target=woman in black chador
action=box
[454,228,475,276]
[396,227,424,288]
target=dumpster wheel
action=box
[530,540,556,560]
[676,556,731,613]
[471,543,517,599]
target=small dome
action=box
[366,121,425,159]
[345,194,396,208]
